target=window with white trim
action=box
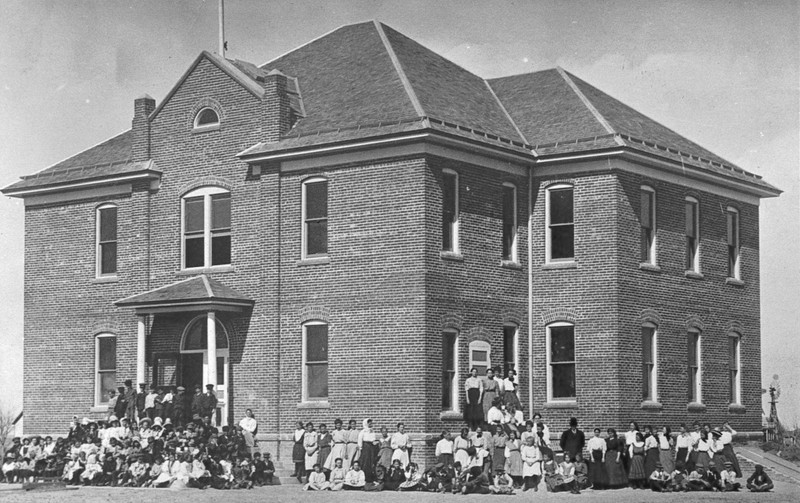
[442,331,458,410]
[302,322,328,401]
[95,334,116,406]
[640,186,656,264]
[194,108,219,129]
[442,170,459,253]
[302,178,328,258]
[547,322,576,401]
[685,197,700,273]
[502,183,517,262]
[182,186,231,269]
[729,333,741,404]
[726,207,740,279]
[546,184,574,262]
[469,340,491,377]
[688,330,702,403]
[503,324,518,377]
[642,324,657,401]
[96,204,118,277]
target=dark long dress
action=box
[721,443,742,477]
[464,387,484,427]
[359,441,378,483]
[589,448,608,489]
[317,433,332,473]
[628,444,646,482]
[292,430,306,464]
[643,438,659,478]
[604,438,628,489]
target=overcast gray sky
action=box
[1,0,798,424]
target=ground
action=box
[1,482,799,503]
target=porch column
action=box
[207,311,218,389]
[136,315,147,385]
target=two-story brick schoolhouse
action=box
[3,21,780,463]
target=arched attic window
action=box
[194,108,220,129]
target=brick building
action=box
[3,21,780,463]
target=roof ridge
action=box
[259,20,374,69]
[484,79,529,145]
[26,129,132,178]
[373,21,427,121]
[556,67,622,143]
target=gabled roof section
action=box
[115,275,254,309]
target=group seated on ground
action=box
[1,413,274,489]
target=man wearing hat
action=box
[720,461,741,491]
[191,385,204,420]
[114,386,128,420]
[648,462,670,491]
[136,383,147,421]
[173,386,187,427]
[201,384,218,421]
[559,418,585,462]
[123,379,137,423]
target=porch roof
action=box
[115,275,254,314]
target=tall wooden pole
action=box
[218,0,225,57]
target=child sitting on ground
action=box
[489,468,515,494]
[746,464,773,492]
[303,463,329,491]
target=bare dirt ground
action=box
[1,481,799,503]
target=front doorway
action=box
[180,315,230,426]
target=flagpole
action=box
[218,0,225,57]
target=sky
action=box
[0,0,798,425]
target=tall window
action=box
[547,323,576,400]
[96,204,118,277]
[729,334,741,404]
[469,340,491,377]
[685,197,700,272]
[303,322,328,401]
[688,330,702,403]
[183,187,231,269]
[642,324,657,401]
[95,334,116,405]
[640,186,656,264]
[547,184,574,262]
[442,331,458,410]
[727,207,740,279]
[442,170,459,253]
[502,183,517,261]
[302,178,328,258]
[503,325,517,376]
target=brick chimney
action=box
[132,94,155,162]
[261,70,292,143]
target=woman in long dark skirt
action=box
[604,428,628,489]
[463,368,484,430]
[291,420,306,482]
[627,432,647,489]
[642,425,659,479]
[720,423,742,477]
[357,418,379,482]
[675,423,693,470]
[586,428,608,489]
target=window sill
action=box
[687,402,707,412]
[177,265,235,275]
[192,124,220,134]
[684,271,704,280]
[728,404,747,414]
[725,278,744,287]
[640,400,663,410]
[440,411,462,421]
[500,260,523,270]
[544,400,578,409]
[92,276,119,284]
[297,401,330,409]
[543,261,577,270]
[297,256,330,266]
[440,251,464,262]
[639,263,661,273]
[90,405,109,413]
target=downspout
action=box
[275,167,282,459]
[527,165,534,418]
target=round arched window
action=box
[194,108,220,128]
[182,316,229,351]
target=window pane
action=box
[504,326,515,374]
[442,218,453,251]
[502,186,515,259]
[473,364,488,377]
[685,202,696,237]
[306,325,328,362]
[550,188,573,224]
[306,221,328,255]
[442,373,453,409]
[99,207,117,241]
[100,372,116,404]
[552,364,576,398]
[729,338,738,370]
[442,173,457,251]
[98,337,116,370]
[443,333,456,372]
[101,242,117,275]
[727,212,738,246]
[687,334,697,366]
[689,370,697,401]
[185,237,204,268]
[640,227,651,263]
[185,197,204,233]
[551,326,575,363]
[211,235,231,265]
[211,194,231,230]
[305,181,328,219]
[217,356,225,385]
[472,350,488,363]
[642,364,651,400]
[307,363,328,398]
[642,328,653,363]
[197,108,219,126]
[155,357,177,387]
[640,191,652,229]
[551,225,574,260]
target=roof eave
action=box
[1,166,162,198]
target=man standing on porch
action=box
[124,380,137,423]
[202,384,218,420]
[191,385,203,420]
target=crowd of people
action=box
[0,371,779,494]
